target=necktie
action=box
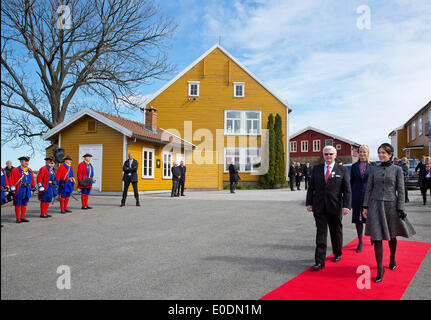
[325,165,331,183]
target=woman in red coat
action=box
[77,153,95,210]
[9,156,36,223]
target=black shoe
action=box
[46,214,52,218]
[311,263,325,271]
[21,218,29,222]
[332,255,341,262]
[86,206,92,209]
[40,215,49,218]
[81,207,88,210]
[60,210,66,214]
[65,209,72,213]
[375,268,385,283]
[16,219,21,223]
[389,259,397,270]
[136,203,140,206]
[120,203,125,207]
[181,194,185,196]
[356,242,363,253]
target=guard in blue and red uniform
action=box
[1,167,9,205]
[37,157,58,218]
[77,153,95,210]
[9,156,37,223]
[56,156,76,214]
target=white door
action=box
[79,144,103,191]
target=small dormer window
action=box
[233,82,245,98]
[87,120,96,132]
[188,81,200,97]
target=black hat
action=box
[44,156,54,162]
[18,156,30,161]
[82,153,93,158]
[63,156,72,161]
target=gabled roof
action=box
[290,126,360,146]
[42,108,196,149]
[143,44,292,113]
[388,100,431,137]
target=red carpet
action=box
[261,237,431,300]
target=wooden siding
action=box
[148,47,287,184]
[47,115,124,192]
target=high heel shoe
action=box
[389,260,397,270]
[375,268,385,283]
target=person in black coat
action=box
[295,162,303,190]
[121,153,140,206]
[288,163,296,191]
[179,161,186,196]
[418,156,431,205]
[171,161,181,197]
[4,161,14,202]
[400,157,410,203]
[228,160,240,193]
[303,162,312,190]
[350,145,375,253]
[306,146,352,271]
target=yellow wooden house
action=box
[43,107,198,192]
[43,44,292,192]
[143,44,292,186]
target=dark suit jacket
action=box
[122,159,139,182]
[350,161,375,214]
[229,164,240,182]
[418,164,431,188]
[304,165,312,179]
[179,165,186,182]
[306,162,352,215]
[288,165,296,178]
[171,166,181,182]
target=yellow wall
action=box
[148,48,288,184]
[47,115,124,192]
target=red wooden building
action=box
[289,126,361,165]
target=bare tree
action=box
[1,0,177,152]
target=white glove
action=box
[39,187,45,192]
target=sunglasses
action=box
[324,153,334,156]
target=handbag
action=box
[80,178,93,186]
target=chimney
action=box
[144,106,158,132]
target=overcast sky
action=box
[2,0,430,167]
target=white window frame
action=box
[290,141,297,153]
[142,147,155,179]
[313,140,321,152]
[224,147,261,173]
[412,121,416,140]
[162,151,173,179]
[336,144,342,150]
[301,140,308,152]
[224,110,261,135]
[188,81,200,97]
[233,82,245,98]
[418,117,422,136]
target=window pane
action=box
[227,111,241,118]
[246,112,259,119]
[234,119,241,133]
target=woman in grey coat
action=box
[363,143,415,283]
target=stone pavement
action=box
[1,188,430,299]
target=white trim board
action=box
[144,44,292,113]
[42,108,133,140]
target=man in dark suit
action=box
[179,161,186,196]
[295,162,303,190]
[304,162,312,190]
[121,152,140,207]
[228,160,240,193]
[171,161,181,197]
[288,163,296,191]
[306,146,352,271]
